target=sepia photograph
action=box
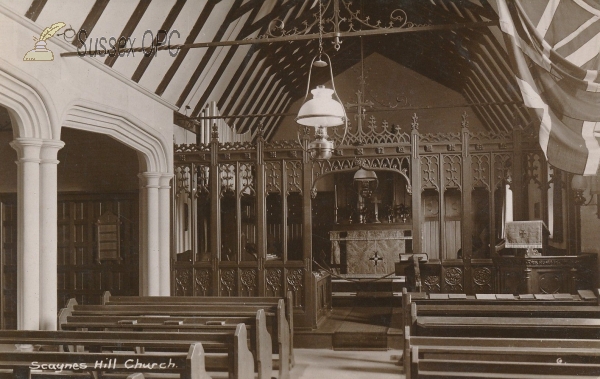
[1,0,600,378]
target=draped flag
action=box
[498,0,600,175]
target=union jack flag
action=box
[499,0,600,175]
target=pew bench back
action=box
[0,327,255,379]
[411,345,600,379]
[60,300,289,379]
[0,342,212,379]
[58,311,273,379]
[101,291,295,367]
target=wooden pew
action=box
[415,315,600,339]
[411,344,600,378]
[58,308,274,379]
[102,291,295,367]
[402,290,600,332]
[404,295,600,338]
[60,301,289,379]
[401,289,600,377]
[0,341,213,379]
[413,303,600,318]
[0,328,254,379]
[403,327,600,379]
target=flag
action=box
[498,0,600,175]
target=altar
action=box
[329,224,412,274]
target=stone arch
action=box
[0,62,57,139]
[61,100,172,173]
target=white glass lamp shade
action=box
[296,86,345,127]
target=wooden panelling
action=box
[0,199,17,329]
[1,193,139,329]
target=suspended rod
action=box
[183,100,523,120]
[60,21,497,57]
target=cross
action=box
[369,251,383,266]
[345,90,374,130]
[519,229,527,238]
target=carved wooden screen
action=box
[172,136,311,317]
[173,114,550,319]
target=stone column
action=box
[38,140,64,330]
[158,173,173,296]
[138,175,148,295]
[139,172,161,296]
[10,138,42,330]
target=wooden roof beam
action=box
[464,84,503,133]
[191,0,301,115]
[104,0,152,67]
[155,0,222,96]
[132,0,188,83]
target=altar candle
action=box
[334,185,337,207]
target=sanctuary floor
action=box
[295,306,404,350]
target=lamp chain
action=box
[318,0,324,56]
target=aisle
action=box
[295,306,403,350]
[290,349,404,379]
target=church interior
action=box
[1,0,600,377]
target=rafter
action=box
[104,0,152,67]
[72,0,111,49]
[174,0,260,108]
[154,0,221,96]
[191,0,299,116]
[131,0,187,83]
[24,0,47,22]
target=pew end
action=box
[103,291,112,305]
[285,291,294,368]
[277,301,291,379]
[64,298,78,312]
[233,324,255,379]
[186,342,212,379]
[255,309,273,379]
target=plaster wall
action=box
[0,128,139,193]
[581,191,600,254]
[0,3,173,165]
[272,52,485,141]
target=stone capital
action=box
[138,172,162,188]
[159,173,174,189]
[10,137,43,162]
[40,139,65,164]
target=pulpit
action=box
[329,224,412,274]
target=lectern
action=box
[505,220,547,257]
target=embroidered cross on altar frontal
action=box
[369,251,383,266]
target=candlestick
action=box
[334,185,337,206]
[334,185,338,223]
[371,194,381,223]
